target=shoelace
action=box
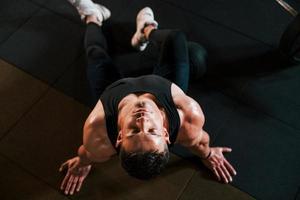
[275,0,298,16]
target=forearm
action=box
[189,130,211,159]
[77,144,112,166]
[77,145,93,166]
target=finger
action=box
[220,164,232,182]
[86,165,92,173]
[70,177,79,195]
[76,176,85,192]
[224,159,237,176]
[60,172,70,190]
[216,166,228,183]
[222,147,232,153]
[211,157,219,166]
[212,167,221,181]
[59,162,68,172]
[65,175,75,195]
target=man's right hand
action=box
[59,156,91,195]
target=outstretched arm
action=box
[173,91,237,183]
[59,145,96,195]
[187,130,237,183]
[59,100,116,195]
[59,139,113,195]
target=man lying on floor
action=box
[60,0,237,195]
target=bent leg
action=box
[149,29,190,92]
[85,22,120,104]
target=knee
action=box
[187,42,207,80]
[168,30,186,39]
[86,45,108,61]
[165,30,187,48]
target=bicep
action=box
[83,134,116,162]
[83,124,116,160]
[82,104,116,161]
[185,96,205,122]
[80,145,112,163]
[175,95,206,146]
[171,83,205,121]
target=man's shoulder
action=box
[171,84,203,116]
[170,84,205,146]
[171,83,185,99]
[88,100,106,122]
[175,109,205,147]
[83,100,116,157]
[83,100,112,147]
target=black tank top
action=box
[100,75,180,151]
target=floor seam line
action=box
[50,51,85,88]
[0,86,51,142]
[294,187,300,200]
[0,6,41,46]
[0,54,90,110]
[176,170,197,200]
[27,0,85,27]
[215,86,300,131]
[0,153,72,200]
[160,0,277,48]
[200,80,300,131]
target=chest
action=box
[119,93,155,104]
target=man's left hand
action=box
[201,147,237,183]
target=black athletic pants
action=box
[85,23,190,104]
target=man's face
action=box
[117,99,170,152]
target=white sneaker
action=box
[67,0,111,25]
[131,7,158,51]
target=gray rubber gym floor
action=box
[1,0,300,199]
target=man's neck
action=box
[117,93,169,131]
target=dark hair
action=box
[119,145,170,180]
